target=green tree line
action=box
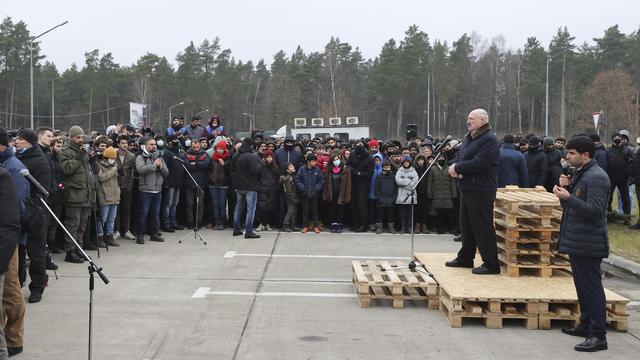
[1,17,639,140]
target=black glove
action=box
[117,168,125,177]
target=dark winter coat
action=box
[162,147,185,189]
[606,145,633,181]
[275,146,303,172]
[257,165,280,211]
[230,144,262,192]
[524,147,547,187]
[0,167,21,274]
[183,149,211,190]
[57,140,96,207]
[427,163,457,210]
[544,147,563,191]
[413,155,429,196]
[348,147,374,185]
[322,166,352,205]
[208,157,230,187]
[280,173,299,205]
[454,123,500,192]
[497,143,529,188]
[557,159,610,258]
[115,149,136,191]
[630,149,640,185]
[375,171,398,208]
[593,143,607,171]
[17,144,52,197]
[295,165,324,198]
[0,149,30,219]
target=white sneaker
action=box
[265,224,272,231]
[113,231,120,239]
[124,231,136,240]
[256,224,265,232]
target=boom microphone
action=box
[434,135,453,153]
[20,168,49,197]
[173,156,186,164]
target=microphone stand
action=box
[178,160,207,245]
[401,143,450,273]
[37,194,109,360]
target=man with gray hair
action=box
[446,109,501,274]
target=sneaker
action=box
[113,231,120,239]
[265,224,272,231]
[256,224,265,232]
[28,292,42,303]
[83,242,98,251]
[7,346,23,356]
[245,232,261,239]
[313,227,321,234]
[283,225,292,232]
[46,255,58,270]
[123,231,137,240]
[150,234,165,242]
[233,230,243,236]
[301,227,308,233]
[173,225,185,231]
[136,235,145,244]
[161,227,175,233]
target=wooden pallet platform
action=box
[494,207,555,228]
[496,238,554,254]
[414,253,629,331]
[494,223,558,241]
[499,253,571,277]
[495,186,560,216]
[352,260,438,309]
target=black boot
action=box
[574,337,608,352]
[629,221,640,229]
[136,234,145,244]
[83,241,98,251]
[65,251,85,263]
[96,235,106,248]
[388,223,397,234]
[106,234,120,247]
[150,234,165,242]
[46,253,58,270]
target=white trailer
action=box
[274,117,370,141]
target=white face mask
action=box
[333,159,341,167]
[107,159,116,165]
[82,144,90,151]
[185,139,192,147]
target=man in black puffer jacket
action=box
[15,128,51,304]
[606,133,633,224]
[525,136,547,188]
[630,147,640,229]
[553,136,610,352]
[230,138,262,238]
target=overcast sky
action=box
[3,0,639,71]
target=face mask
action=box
[10,147,16,155]
[333,159,341,167]
[171,141,179,148]
[82,144,90,151]
[614,139,622,145]
[16,147,26,154]
[185,139,192,147]
[108,159,116,165]
[157,140,164,148]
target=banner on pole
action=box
[592,111,602,129]
[129,102,148,129]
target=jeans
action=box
[96,204,118,237]
[301,195,319,227]
[209,186,228,223]
[137,192,162,236]
[234,190,257,233]
[162,187,181,228]
[616,184,635,215]
[608,179,631,215]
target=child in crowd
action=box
[375,160,398,234]
[322,151,352,233]
[295,154,324,233]
[256,150,280,231]
[395,156,418,234]
[280,162,300,232]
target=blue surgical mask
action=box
[16,147,27,154]
[10,147,16,155]
[333,159,341,167]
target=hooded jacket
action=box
[275,135,302,172]
[375,170,398,207]
[0,149,30,219]
[368,153,384,199]
[183,148,211,190]
[524,146,547,187]
[257,162,280,211]
[230,142,262,192]
[606,143,633,181]
[323,165,352,205]
[57,140,96,207]
[97,159,121,206]
[395,165,418,205]
[17,144,52,197]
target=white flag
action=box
[592,111,601,129]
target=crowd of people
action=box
[0,111,639,356]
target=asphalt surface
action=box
[22,229,640,359]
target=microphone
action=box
[434,135,453,153]
[173,156,186,164]
[20,169,49,197]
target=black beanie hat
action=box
[0,128,9,147]
[17,128,37,145]
[503,134,514,144]
[306,153,317,162]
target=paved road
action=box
[24,230,640,359]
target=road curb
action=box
[603,255,640,277]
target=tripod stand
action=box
[39,196,109,360]
[402,143,450,273]
[178,160,207,245]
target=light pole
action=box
[168,101,185,125]
[545,55,551,137]
[242,112,254,132]
[195,109,209,116]
[30,20,68,129]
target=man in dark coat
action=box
[497,134,529,188]
[114,135,137,239]
[161,137,185,231]
[554,136,610,352]
[446,109,500,275]
[543,136,563,192]
[0,166,22,359]
[182,140,211,229]
[589,134,607,171]
[230,138,262,238]
[630,147,640,229]
[606,133,633,224]
[347,141,374,232]
[524,136,547,188]
[15,128,51,303]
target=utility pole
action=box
[426,73,431,136]
[560,55,566,138]
[545,56,551,136]
[51,80,55,130]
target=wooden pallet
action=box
[538,301,629,332]
[352,260,438,309]
[495,186,560,215]
[494,207,555,228]
[438,286,539,329]
[499,253,571,277]
[496,237,555,253]
[494,223,558,241]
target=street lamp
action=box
[30,20,68,129]
[195,109,209,116]
[242,112,254,132]
[168,101,185,125]
[544,49,570,137]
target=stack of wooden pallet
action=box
[351,260,438,309]
[494,186,571,277]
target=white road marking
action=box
[223,250,410,260]
[192,287,356,299]
[629,301,640,307]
